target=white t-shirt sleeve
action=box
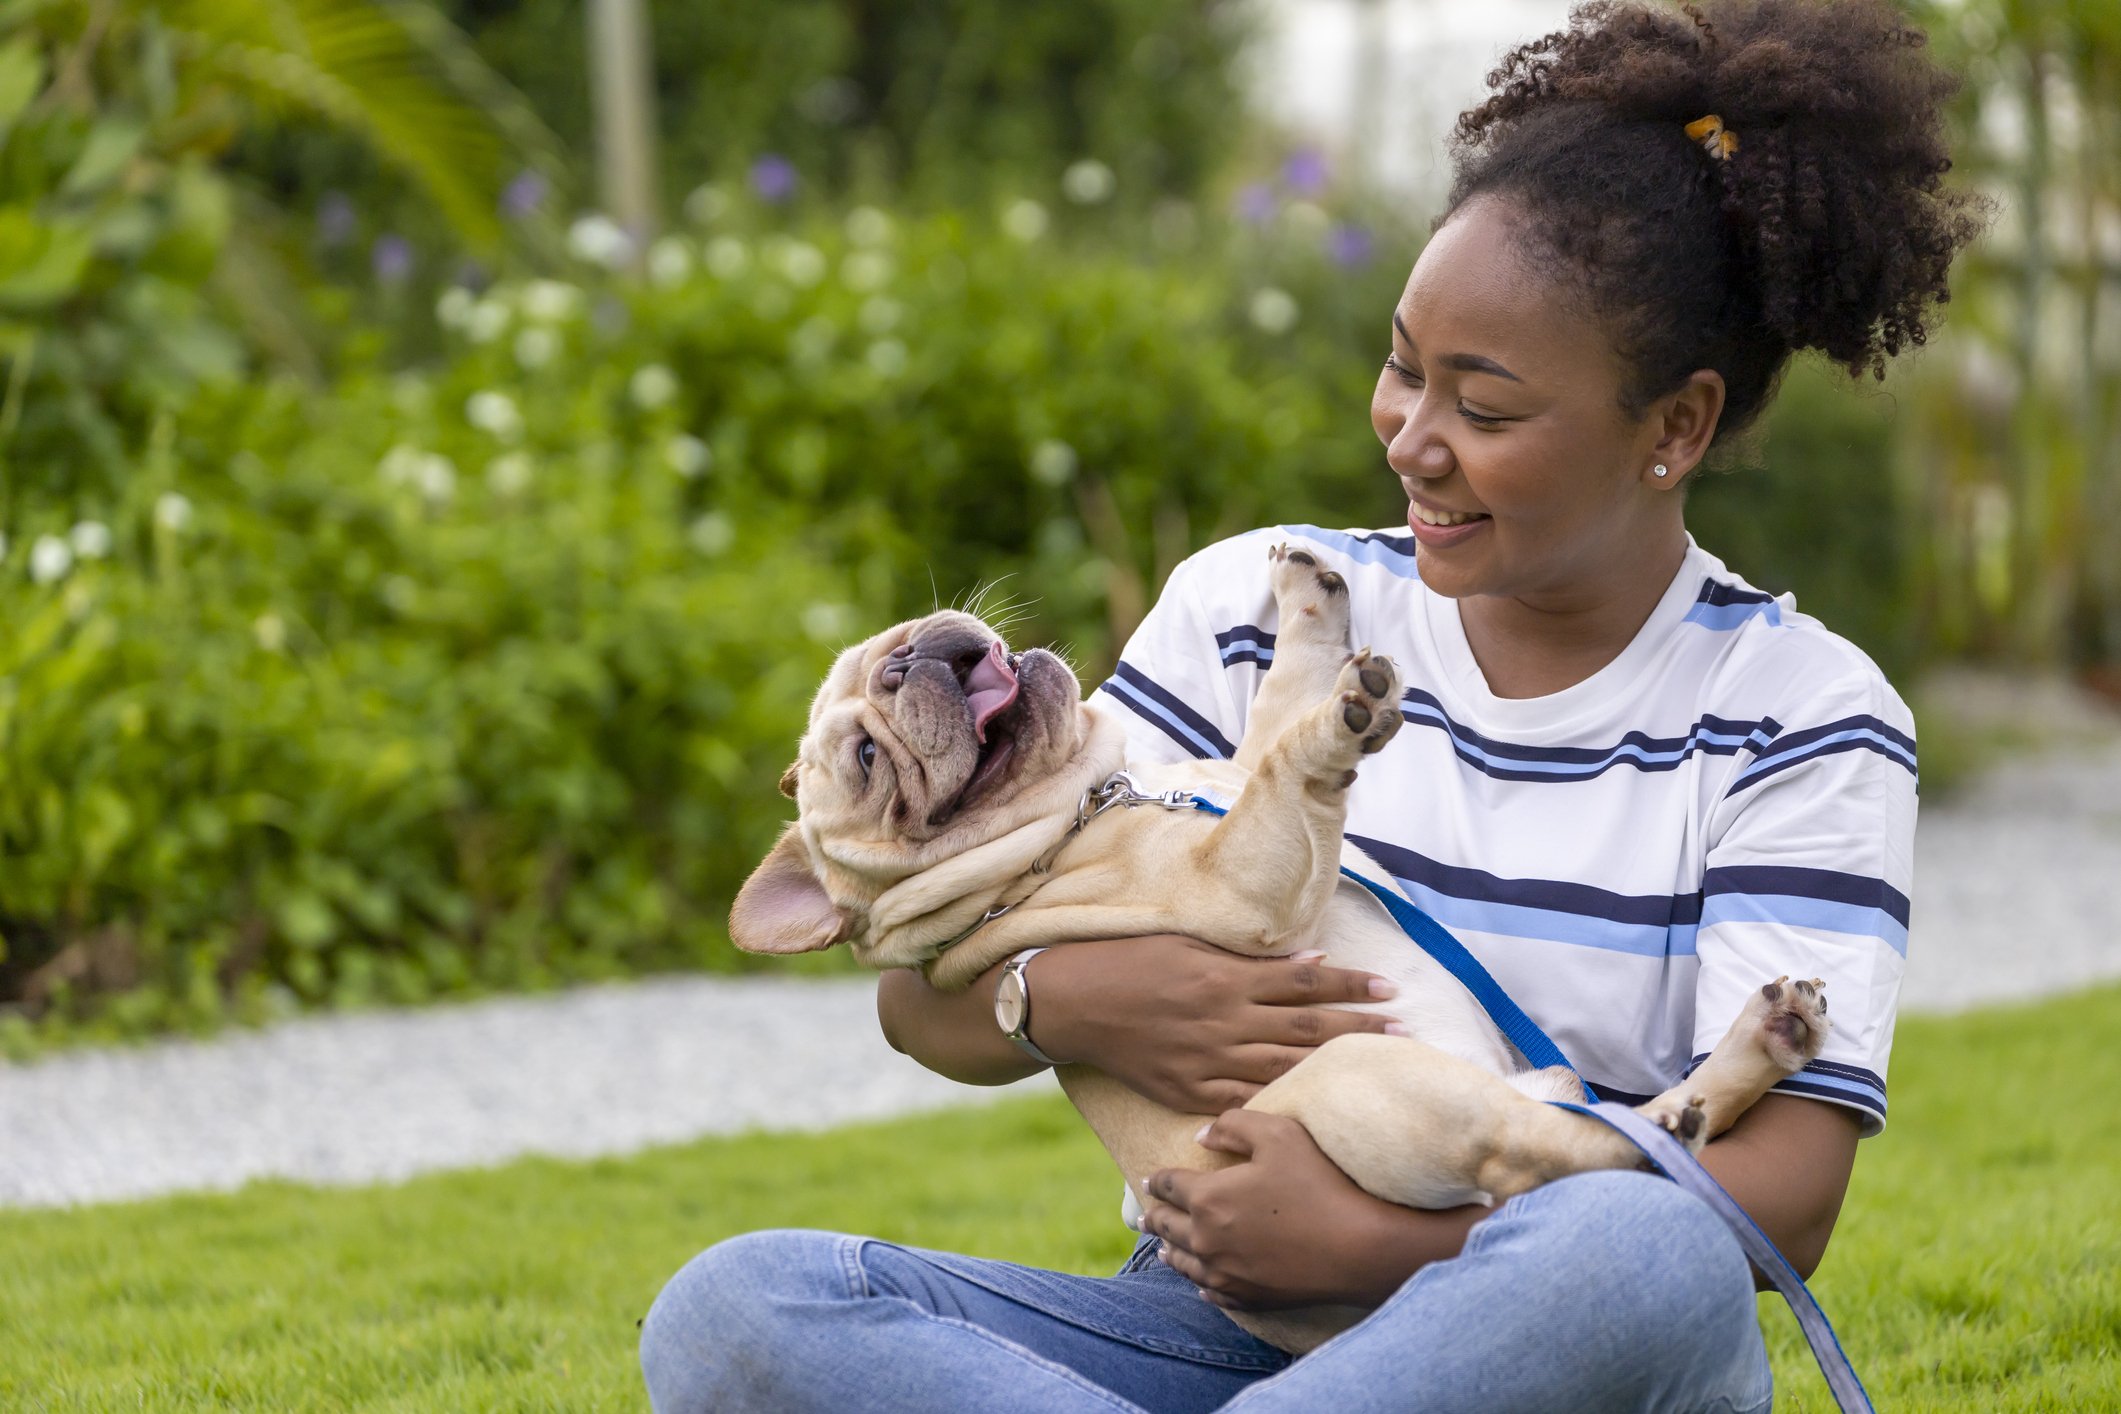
[1094,545,1261,767]
[1693,667,1917,1136]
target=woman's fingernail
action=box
[1290,949,1327,964]
[1367,977,1400,999]
[1194,1123,1212,1144]
[1383,1021,1410,1037]
[1157,1243,1171,1263]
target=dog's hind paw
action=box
[1268,542,1351,639]
[1648,1096,1710,1155]
[1750,975,1831,1074]
[1334,649,1402,757]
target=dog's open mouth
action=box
[942,641,1024,822]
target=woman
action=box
[642,2,1984,1408]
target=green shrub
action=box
[0,206,1401,1037]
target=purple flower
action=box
[1326,223,1374,268]
[1233,182,1277,226]
[317,191,356,249]
[1282,148,1329,197]
[372,234,414,284]
[750,154,798,204]
[501,170,549,219]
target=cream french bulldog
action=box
[732,544,1830,1353]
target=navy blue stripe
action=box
[1585,1081,1661,1107]
[1702,866,1912,929]
[1773,1076,1888,1117]
[1398,687,1782,782]
[1214,624,1276,652]
[1107,663,1237,759]
[1096,681,1217,760]
[1755,714,1917,761]
[1696,578,1778,607]
[1691,1053,1886,1093]
[1734,736,1918,792]
[1351,834,1698,930]
[1222,650,1273,670]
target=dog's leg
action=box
[1187,651,1402,953]
[1234,545,1360,772]
[1636,976,1832,1146]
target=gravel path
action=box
[4,740,2117,1211]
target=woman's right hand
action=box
[1029,935,1402,1115]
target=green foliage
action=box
[450,0,1250,208]
[0,985,2115,1409]
[0,205,1403,1029]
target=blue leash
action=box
[1175,789,1874,1413]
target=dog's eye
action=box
[857,738,877,780]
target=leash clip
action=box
[1034,771,1201,875]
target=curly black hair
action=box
[1445,0,1990,444]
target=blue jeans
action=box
[640,1170,1774,1413]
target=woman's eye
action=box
[857,739,877,779]
[1384,352,1423,385]
[1458,404,1506,428]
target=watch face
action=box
[995,973,1027,1034]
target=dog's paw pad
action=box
[1332,651,1403,755]
[1754,974,1831,1073]
[1341,696,1373,734]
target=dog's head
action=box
[730,609,1107,967]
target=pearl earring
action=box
[1652,464,1670,478]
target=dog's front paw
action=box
[1268,542,1350,640]
[1334,649,1402,757]
[1750,975,1831,1074]
[1647,1095,1710,1155]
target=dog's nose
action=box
[901,625,994,688]
[880,643,915,691]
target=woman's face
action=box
[1370,197,1679,608]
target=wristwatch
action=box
[994,948,1062,1066]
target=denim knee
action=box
[1508,1169,1759,1330]
[639,1229,850,1414]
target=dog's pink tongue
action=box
[966,640,1020,742]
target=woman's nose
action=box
[1379,403,1454,482]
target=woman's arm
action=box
[877,935,1403,1114]
[1141,1090,1860,1309]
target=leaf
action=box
[0,37,44,145]
[59,118,146,197]
[0,206,92,310]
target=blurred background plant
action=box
[0,0,2112,1045]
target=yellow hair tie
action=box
[1685,114,1739,160]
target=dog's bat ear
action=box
[777,763,799,799]
[730,825,850,954]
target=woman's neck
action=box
[1457,531,1689,700]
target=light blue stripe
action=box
[1398,700,1773,778]
[1275,525,1423,579]
[1683,599,1784,630]
[1100,677,1225,760]
[1699,894,1910,956]
[1736,727,1917,783]
[1389,875,1692,958]
[1775,1069,1887,1103]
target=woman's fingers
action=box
[1220,1043,1324,1086]
[1248,1001,1400,1049]
[1248,958,1398,1008]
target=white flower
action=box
[1002,199,1050,242]
[520,279,584,324]
[415,453,457,503]
[789,316,837,365]
[155,493,193,532]
[567,213,635,268]
[466,390,524,442]
[486,452,533,496]
[465,297,511,345]
[28,534,71,584]
[665,434,713,478]
[69,520,113,559]
[378,443,425,486]
[842,250,892,292]
[1248,287,1300,335]
[683,183,728,227]
[705,236,748,279]
[865,339,908,377]
[688,512,734,555]
[779,241,827,288]
[801,601,853,642]
[1062,159,1116,205]
[648,236,694,288]
[859,296,902,335]
[514,327,559,369]
[845,206,893,245]
[391,376,432,416]
[630,364,680,410]
[435,286,476,331]
[252,613,286,653]
[1028,439,1078,487]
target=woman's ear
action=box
[730,826,850,954]
[1648,369,1727,486]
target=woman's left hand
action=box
[1139,1110,1424,1311]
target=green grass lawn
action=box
[3,986,2116,1412]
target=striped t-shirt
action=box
[1098,525,1914,1136]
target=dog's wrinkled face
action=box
[730,609,1089,961]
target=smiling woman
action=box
[643,3,1986,1410]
